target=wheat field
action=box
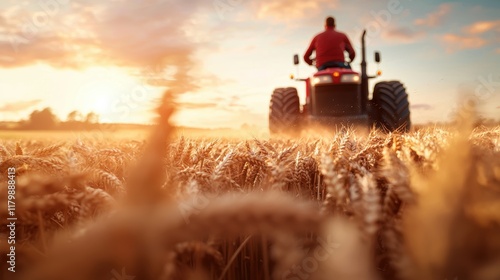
[1,95,499,280]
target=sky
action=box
[0,0,499,128]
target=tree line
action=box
[2,108,102,130]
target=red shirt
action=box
[304,27,356,68]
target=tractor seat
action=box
[318,61,351,71]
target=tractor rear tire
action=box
[269,87,301,135]
[372,81,411,132]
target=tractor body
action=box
[305,67,369,127]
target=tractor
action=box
[269,29,411,135]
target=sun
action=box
[78,81,121,120]
[92,94,112,115]
[87,85,115,115]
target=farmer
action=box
[304,16,356,70]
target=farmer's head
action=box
[325,16,335,28]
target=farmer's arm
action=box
[344,34,355,61]
[304,36,316,65]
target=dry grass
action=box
[0,94,499,280]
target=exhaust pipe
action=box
[360,29,368,114]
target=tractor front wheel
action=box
[371,81,411,132]
[269,87,301,135]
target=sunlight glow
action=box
[93,94,112,115]
[79,82,119,116]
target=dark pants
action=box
[318,61,351,70]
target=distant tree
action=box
[27,108,59,129]
[66,110,83,122]
[84,112,99,124]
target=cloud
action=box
[414,3,452,27]
[0,15,7,26]
[382,27,425,43]
[0,0,220,94]
[252,0,339,21]
[438,19,500,53]
[379,4,452,44]
[411,104,434,111]
[463,20,500,35]
[0,99,42,112]
[440,33,487,53]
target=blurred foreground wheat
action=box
[0,95,499,280]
